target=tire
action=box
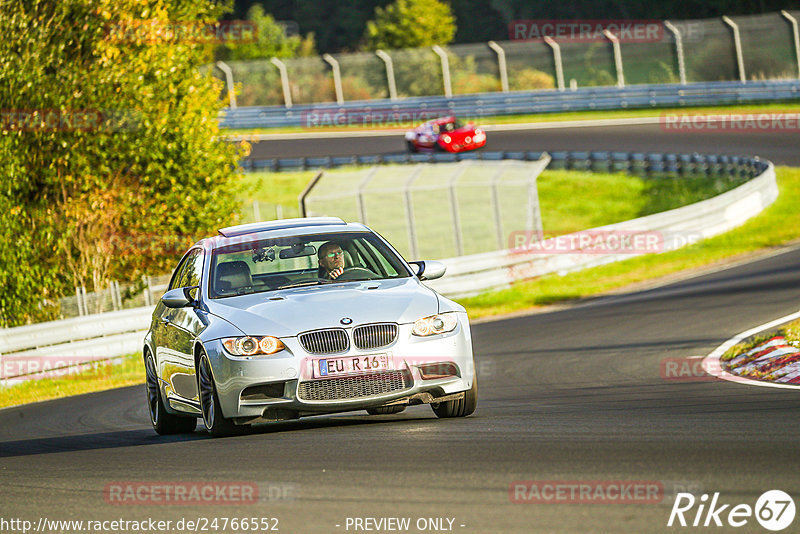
[197,353,238,437]
[431,376,478,418]
[145,351,196,435]
[406,140,418,153]
[366,405,406,415]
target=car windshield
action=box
[209,231,411,298]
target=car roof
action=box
[206,217,370,250]
[218,217,346,237]
[427,116,456,125]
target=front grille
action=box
[299,328,349,354]
[298,370,412,401]
[353,323,398,350]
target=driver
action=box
[318,241,346,279]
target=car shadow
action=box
[0,412,450,458]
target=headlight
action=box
[412,313,458,337]
[222,336,285,356]
[441,134,451,144]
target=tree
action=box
[216,4,316,61]
[0,0,244,326]
[363,0,456,51]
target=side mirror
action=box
[410,260,446,281]
[162,287,196,308]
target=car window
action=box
[210,232,410,298]
[167,251,193,291]
[178,249,203,298]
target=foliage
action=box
[0,0,244,326]
[216,4,316,61]
[363,0,456,51]
[508,68,555,91]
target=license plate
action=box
[315,354,390,378]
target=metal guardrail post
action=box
[215,61,237,109]
[402,166,424,260]
[543,36,565,91]
[488,41,509,93]
[432,45,453,98]
[375,50,398,101]
[664,21,687,85]
[270,57,293,108]
[722,16,746,83]
[322,54,344,105]
[782,11,800,79]
[603,30,625,88]
[298,171,324,217]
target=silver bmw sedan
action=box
[144,217,477,437]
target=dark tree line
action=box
[227,0,798,53]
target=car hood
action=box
[204,278,439,337]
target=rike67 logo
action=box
[668,490,795,531]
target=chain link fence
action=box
[302,158,549,260]
[216,11,800,108]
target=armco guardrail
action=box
[221,80,800,130]
[0,151,775,382]
[0,307,152,383]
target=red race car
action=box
[404,116,486,153]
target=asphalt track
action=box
[2,124,800,533]
[247,122,800,167]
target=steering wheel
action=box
[333,267,379,281]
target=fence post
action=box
[782,11,800,79]
[253,199,261,221]
[403,166,425,260]
[431,45,453,97]
[298,171,324,217]
[490,164,506,250]
[270,57,293,108]
[722,16,746,83]
[603,30,625,88]
[356,167,380,224]
[543,36,565,91]
[322,54,344,105]
[664,20,687,85]
[488,41,509,93]
[143,275,152,307]
[448,162,469,256]
[215,61,237,109]
[375,50,398,100]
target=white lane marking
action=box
[702,309,800,389]
[223,117,663,142]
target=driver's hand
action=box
[329,267,344,279]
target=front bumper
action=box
[206,314,474,421]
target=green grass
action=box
[0,353,144,409]
[223,102,800,135]
[460,166,800,319]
